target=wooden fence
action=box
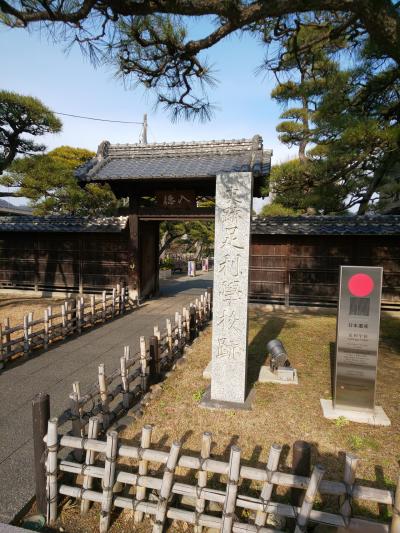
[45,421,400,533]
[56,290,212,437]
[0,285,134,370]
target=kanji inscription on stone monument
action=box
[211,172,253,404]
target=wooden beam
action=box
[138,207,214,221]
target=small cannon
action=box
[266,339,290,372]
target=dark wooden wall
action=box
[250,234,400,306]
[0,232,130,293]
[1,230,399,306]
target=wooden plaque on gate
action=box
[156,190,196,209]
[334,265,383,412]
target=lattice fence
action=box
[45,420,399,533]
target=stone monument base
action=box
[203,362,298,385]
[320,399,391,426]
[199,386,255,411]
[258,366,298,385]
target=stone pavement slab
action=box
[0,272,212,523]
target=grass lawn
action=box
[52,305,400,532]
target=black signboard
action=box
[334,266,383,412]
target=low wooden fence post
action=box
[81,416,100,515]
[98,363,110,429]
[120,355,130,409]
[195,298,200,328]
[46,417,59,525]
[61,303,67,337]
[0,325,3,370]
[112,288,116,318]
[28,311,33,350]
[199,296,204,327]
[166,319,173,354]
[340,453,359,527]
[255,443,282,527]
[23,314,29,357]
[32,392,50,515]
[121,286,126,314]
[294,464,325,533]
[194,431,212,533]
[149,335,160,381]
[185,307,190,339]
[43,309,49,349]
[189,305,197,342]
[69,391,83,462]
[69,299,75,334]
[177,313,183,352]
[182,307,188,344]
[153,325,161,341]
[4,317,11,359]
[221,446,241,533]
[206,288,213,319]
[90,295,96,326]
[140,336,148,392]
[153,440,181,533]
[123,345,130,360]
[134,424,153,523]
[79,297,84,333]
[99,431,118,533]
[102,291,106,322]
[76,298,82,335]
[47,307,53,344]
[117,285,120,314]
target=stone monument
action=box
[321,265,390,426]
[201,172,253,408]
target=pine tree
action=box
[0,90,61,176]
[4,146,119,215]
[271,23,341,161]
[269,19,400,215]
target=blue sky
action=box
[1,21,296,210]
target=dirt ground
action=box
[40,306,400,532]
[0,294,67,327]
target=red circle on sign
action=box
[348,273,374,297]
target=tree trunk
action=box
[159,232,185,258]
[299,90,310,162]
[357,152,398,214]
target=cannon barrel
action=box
[266,339,289,371]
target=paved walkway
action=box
[0,272,213,523]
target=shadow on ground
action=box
[247,315,286,392]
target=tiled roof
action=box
[76,136,272,182]
[1,214,398,236]
[0,216,128,233]
[251,215,400,235]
